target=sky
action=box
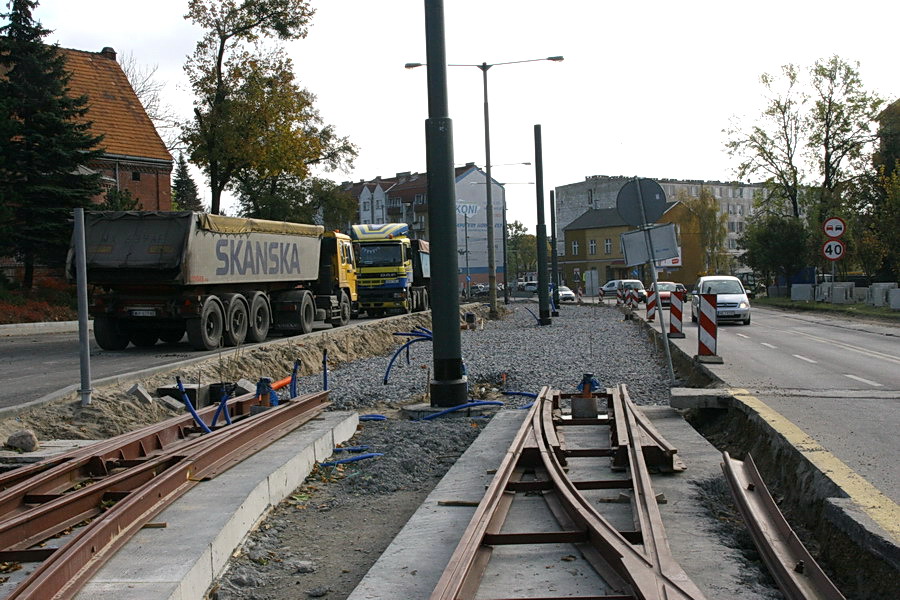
[22,0,900,232]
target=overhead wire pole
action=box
[550,190,560,315]
[534,124,551,326]
[422,0,467,407]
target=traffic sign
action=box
[616,178,667,227]
[823,217,846,238]
[822,239,845,261]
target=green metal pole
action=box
[534,124,551,326]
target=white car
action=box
[524,281,539,293]
[557,285,576,302]
[690,275,751,325]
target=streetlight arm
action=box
[406,57,563,69]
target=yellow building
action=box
[559,203,704,288]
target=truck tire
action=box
[187,297,224,350]
[423,290,429,311]
[299,292,315,334]
[222,294,248,347]
[129,329,159,347]
[159,324,186,344]
[247,292,270,343]
[332,292,351,327]
[94,316,129,350]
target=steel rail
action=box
[430,385,706,600]
[721,452,846,600]
[3,390,329,600]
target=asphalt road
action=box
[662,304,900,505]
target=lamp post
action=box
[406,56,563,319]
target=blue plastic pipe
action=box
[523,306,540,325]
[290,360,300,398]
[175,376,212,434]
[420,400,503,421]
[383,337,432,384]
[359,414,387,421]
[320,452,384,467]
[210,385,233,427]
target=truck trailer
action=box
[70,211,358,351]
[350,223,430,317]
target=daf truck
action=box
[69,211,358,350]
[350,223,430,317]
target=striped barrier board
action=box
[668,290,685,338]
[695,293,723,363]
[646,290,657,321]
[616,287,623,305]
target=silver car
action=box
[690,275,751,325]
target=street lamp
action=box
[406,56,564,319]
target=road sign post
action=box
[822,217,846,305]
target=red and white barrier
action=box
[695,293,723,363]
[668,290,685,338]
[646,290,657,321]
[616,287,623,305]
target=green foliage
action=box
[506,220,537,280]
[182,0,356,214]
[97,188,139,211]
[172,153,203,211]
[874,100,900,179]
[678,187,729,274]
[738,214,810,289]
[236,173,355,230]
[0,0,105,289]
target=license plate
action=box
[130,309,156,317]
[719,311,734,317]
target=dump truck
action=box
[69,211,358,351]
[350,223,430,317]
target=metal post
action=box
[423,0,466,406]
[501,186,509,304]
[550,190,560,315]
[534,125,551,326]
[634,178,675,383]
[74,208,92,406]
[480,64,499,320]
[464,213,470,298]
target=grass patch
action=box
[753,296,899,323]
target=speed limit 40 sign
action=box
[822,239,845,261]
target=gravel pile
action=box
[210,302,683,600]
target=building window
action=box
[376,200,383,209]
[362,201,370,211]
[390,197,401,207]
[571,240,579,256]
[589,239,597,255]
[587,189,593,205]
[415,193,426,205]
[131,171,141,181]
[728,238,737,249]
[604,238,612,254]
[728,221,736,233]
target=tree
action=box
[874,99,900,179]
[725,64,806,217]
[738,214,810,292]
[172,153,204,211]
[96,188,138,211]
[677,188,728,274]
[182,0,355,215]
[0,0,104,289]
[506,220,536,281]
[236,173,355,230]
[119,51,180,152]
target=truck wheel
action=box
[333,292,351,327]
[129,329,159,347]
[247,293,270,343]
[222,294,248,347]
[94,317,129,350]
[158,324,186,344]
[187,298,224,350]
[299,292,315,334]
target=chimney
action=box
[100,47,117,61]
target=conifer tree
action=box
[0,0,104,289]
[172,153,203,211]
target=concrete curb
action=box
[0,320,89,337]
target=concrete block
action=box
[235,378,257,396]
[869,282,897,306]
[791,284,814,301]
[571,396,599,418]
[889,289,900,310]
[853,287,868,303]
[128,383,153,404]
[156,383,209,409]
[669,388,732,409]
[158,395,184,412]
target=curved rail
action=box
[722,452,846,600]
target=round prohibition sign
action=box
[822,239,845,261]
[823,217,846,238]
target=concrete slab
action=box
[74,411,358,600]
[0,438,98,463]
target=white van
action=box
[690,275,751,325]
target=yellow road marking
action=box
[730,388,900,542]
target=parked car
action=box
[524,281,539,293]
[690,275,751,325]
[648,281,684,307]
[600,279,646,302]
[557,285,576,302]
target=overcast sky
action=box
[24,0,899,231]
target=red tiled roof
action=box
[59,47,171,162]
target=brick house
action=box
[61,46,173,209]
